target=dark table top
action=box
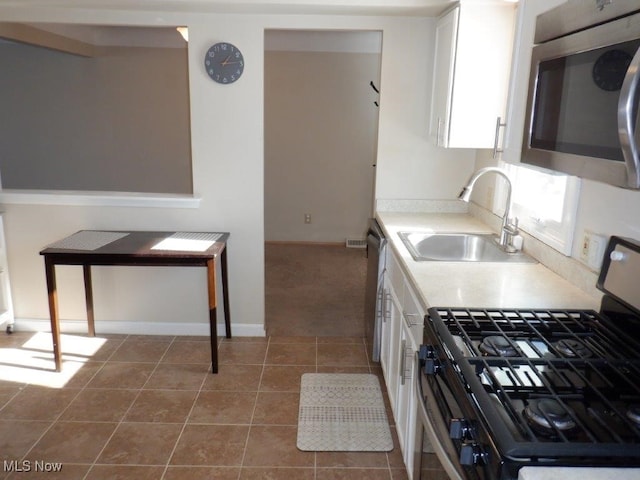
[40,230,230,265]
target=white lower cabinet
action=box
[380,248,424,480]
[380,276,402,414]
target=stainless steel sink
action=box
[398,231,537,263]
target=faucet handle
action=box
[504,217,519,235]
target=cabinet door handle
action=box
[376,286,384,324]
[403,311,422,327]
[400,339,407,385]
[493,116,506,158]
[400,341,413,385]
[383,289,391,323]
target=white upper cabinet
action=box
[500,0,568,164]
[429,1,516,149]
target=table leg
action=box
[206,258,219,374]
[221,247,232,339]
[83,265,95,337]
[44,257,62,372]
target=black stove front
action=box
[417,237,640,479]
[420,306,640,479]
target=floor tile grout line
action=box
[82,335,176,480]
[0,386,23,416]
[16,334,130,470]
[158,340,212,480]
[0,335,414,478]
[16,390,84,466]
[236,336,270,478]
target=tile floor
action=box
[0,331,446,480]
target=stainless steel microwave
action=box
[522,0,640,189]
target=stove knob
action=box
[459,443,488,466]
[610,250,627,262]
[419,344,436,360]
[450,419,471,440]
[424,358,442,375]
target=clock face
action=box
[592,49,632,92]
[204,42,244,84]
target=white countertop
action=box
[377,211,601,311]
[377,211,640,480]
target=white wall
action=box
[264,47,380,242]
[374,16,476,200]
[573,180,640,255]
[0,5,478,335]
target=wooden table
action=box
[40,230,231,373]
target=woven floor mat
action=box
[296,373,393,452]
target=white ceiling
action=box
[0,0,458,16]
[0,0,516,50]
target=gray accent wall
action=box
[0,42,192,194]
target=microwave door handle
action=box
[618,44,640,188]
[414,353,465,480]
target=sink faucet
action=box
[458,167,519,252]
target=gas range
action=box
[417,236,640,480]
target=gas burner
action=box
[626,405,640,427]
[554,339,592,358]
[523,398,577,437]
[479,335,518,357]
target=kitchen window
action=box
[494,161,581,256]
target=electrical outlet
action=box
[304,214,311,224]
[580,231,591,263]
[580,230,606,270]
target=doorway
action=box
[264,29,382,336]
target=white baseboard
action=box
[11,318,266,337]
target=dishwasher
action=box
[364,218,386,362]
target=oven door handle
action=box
[415,353,465,480]
[618,42,640,189]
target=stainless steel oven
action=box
[522,0,640,189]
[415,235,640,479]
[414,348,470,480]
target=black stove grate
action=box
[428,307,640,459]
[439,307,640,361]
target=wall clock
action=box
[204,42,244,84]
[592,49,632,91]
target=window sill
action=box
[0,189,201,209]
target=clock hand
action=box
[221,55,232,66]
